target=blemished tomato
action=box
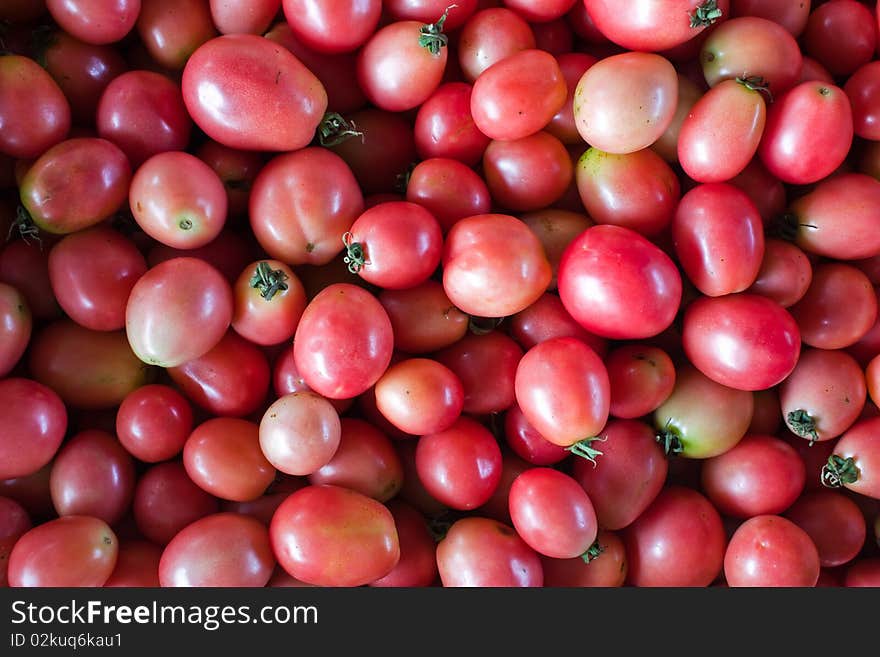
[573,52,678,155]
[0,282,31,377]
[125,257,233,368]
[293,283,393,399]
[259,392,341,476]
[682,293,801,391]
[583,0,729,52]
[605,345,676,420]
[8,515,118,587]
[514,337,610,449]
[436,516,543,587]
[46,0,140,45]
[442,213,552,318]
[723,515,820,587]
[558,225,682,340]
[116,384,193,463]
[249,148,364,266]
[0,378,67,481]
[182,34,327,152]
[822,416,880,500]
[159,512,274,587]
[623,486,726,587]
[573,419,668,531]
[271,484,400,587]
[785,490,867,568]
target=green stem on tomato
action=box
[580,539,605,564]
[821,455,860,489]
[249,261,289,300]
[316,112,364,147]
[787,409,820,446]
[418,5,457,55]
[566,435,607,466]
[689,0,723,28]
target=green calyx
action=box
[342,232,368,274]
[249,261,289,300]
[787,409,820,446]
[317,112,364,147]
[821,455,860,489]
[418,5,456,55]
[689,0,723,28]
[581,540,605,564]
[655,421,684,457]
[565,436,607,467]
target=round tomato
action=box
[822,416,880,499]
[0,378,67,480]
[259,392,341,476]
[116,384,193,463]
[0,282,30,377]
[46,0,140,45]
[724,515,820,587]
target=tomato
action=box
[405,158,491,233]
[282,0,381,54]
[457,7,536,82]
[541,529,627,587]
[374,358,463,436]
[135,0,217,69]
[210,0,280,35]
[803,0,876,78]
[747,239,812,308]
[546,53,598,145]
[104,541,162,587]
[519,211,594,291]
[758,81,853,185]
[259,392,341,476]
[724,515,820,587]
[786,173,880,261]
[654,364,753,458]
[730,0,810,36]
[96,70,192,168]
[779,348,867,445]
[0,497,30,587]
[584,0,729,52]
[385,0,476,30]
[442,213,552,318]
[576,147,680,237]
[503,403,570,466]
[822,416,880,499]
[357,14,451,112]
[844,61,880,141]
[785,490,867,568]
[168,331,270,418]
[413,82,490,166]
[182,34,327,152]
[682,293,801,391]
[605,345,676,420]
[574,419,668,530]
[271,484,400,586]
[508,292,605,354]
[293,283,393,399]
[0,282,30,377]
[558,225,683,340]
[308,418,403,502]
[678,78,767,184]
[194,140,265,220]
[624,486,726,587]
[416,416,502,510]
[184,417,276,502]
[8,515,118,587]
[573,51,678,154]
[0,54,70,160]
[116,384,193,463]
[369,500,438,587]
[434,330,523,415]
[133,462,219,545]
[514,337,610,449]
[470,49,566,142]
[344,201,443,290]
[729,157,787,224]
[0,240,62,321]
[229,260,305,346]
[147,229,257,285]
[249,148,364,266]
[49,430,134,526]
[46,0,140,45]
[0,378,66,481]
[673,183,764,297]
[159,512,274,587]
[483,132,572,212]
[700,16,802,94]
[436,516,542,587]
[378,280,468,354]
[126,257,233,367]
[47,226,146,332]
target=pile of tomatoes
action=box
[2,0,880,589]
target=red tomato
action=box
[210,0,280,35]
[573,51,678,154]
[369,499,438,587]
[514,337,610,449]
[503,403,570,466]
[845,61,880,141]
[0,54,71,159]
[48,226,146,331]
[785,490,867,568]
[605,345,676,420]
[576,147,680,237]
[271,484,400,586]
[758,81,853,185]
[385,0,476,30]
[377,280,468,354]
[415,416,502,510]
[802,0,876,77]
[519,210,594,291]
[0,378,66,481]
[470,49,566,141]
[729,157,787,224]
[125,257,233,367]
[259,392,341,476]
[584,0,729,51]
[405,158,491,233]
[541,529,627,587]
[0,240,62,321]
[104,541,162,587]
[374,358,463,435]
[457,8,536,82]
[547,53,598,145]
[558,225,683,340]
[293,283,393,399]
[182,34,327,152]
[682,293,801,391]
[508,292,605,354]
[724,515,820,587]
[282,0,381,54]
[730,0,810,37]
[822,416,880,499]
[442,213,552,318]
[344,201,443,290]
[8,515,118,587]
[47,0,140,45]
[672,183,765,296]
[436,516,542,587]
[747,239,812,308]
[116,384,193,463]
[231,260,306,346]
[0,282,30,377]
[136,0,217,69]
[652,74,703,164]
[249,148,364,266]
[159,512,274,587]
[413,82,490,166]
[624,486,726,587]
